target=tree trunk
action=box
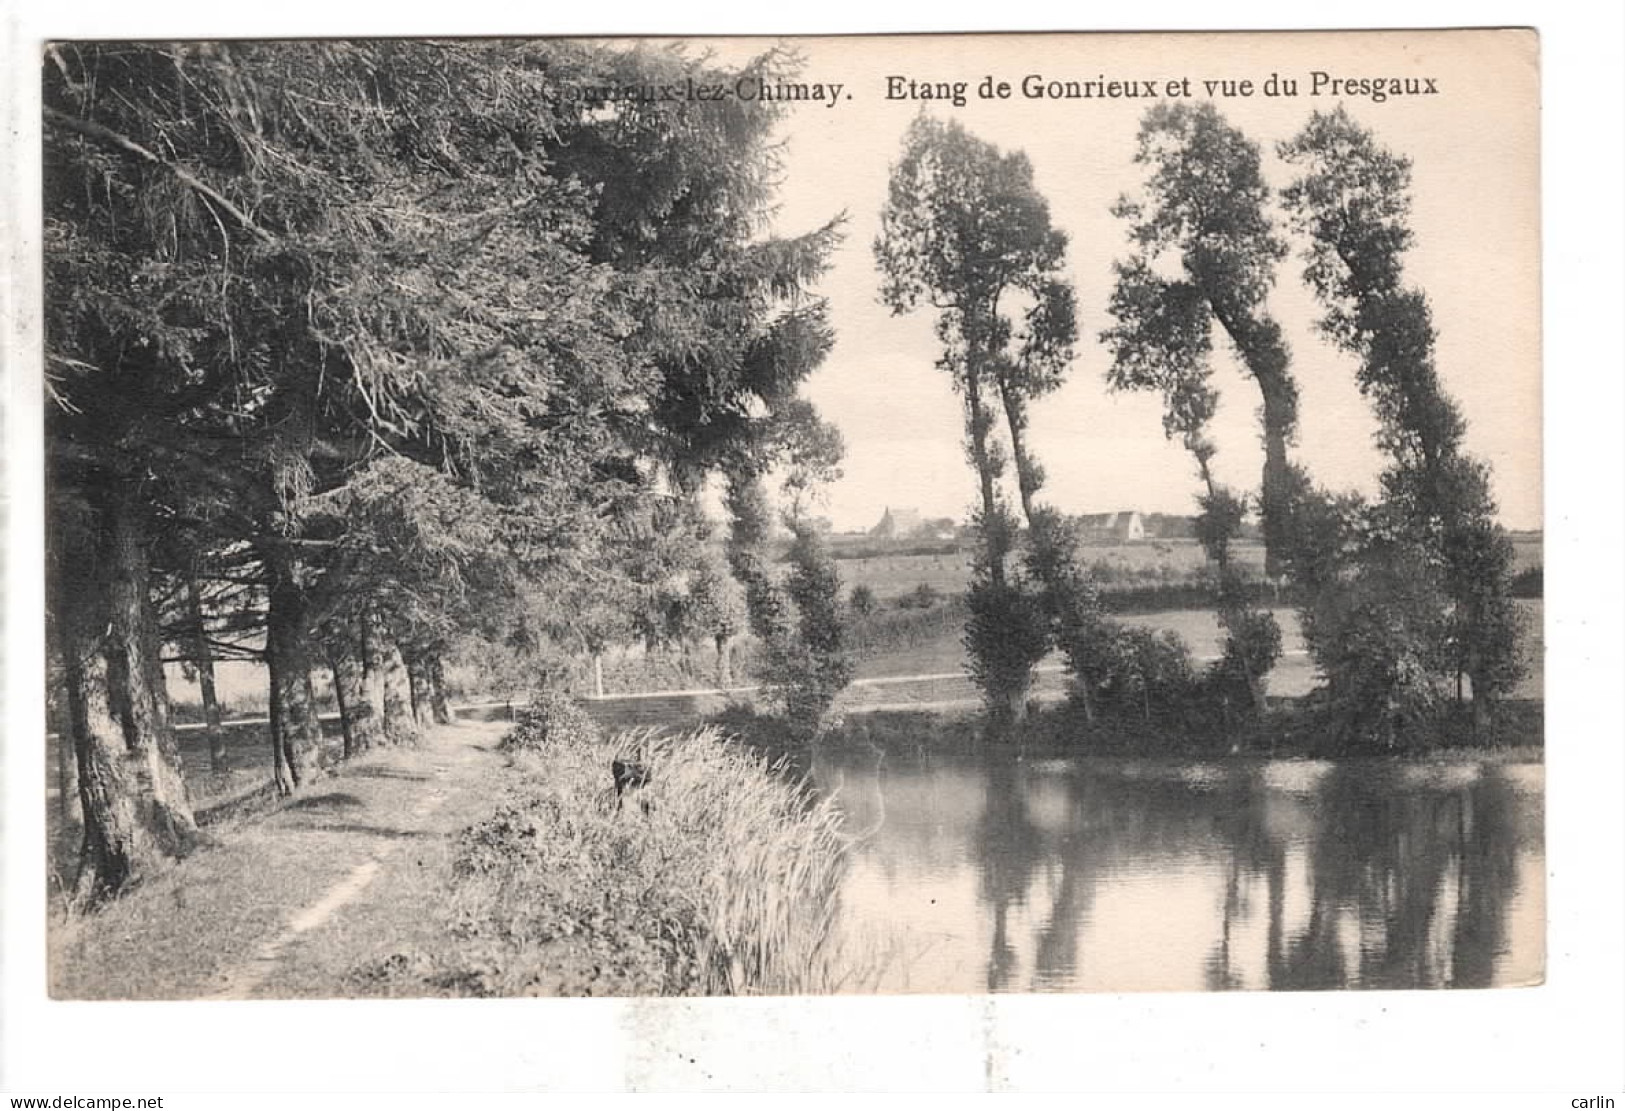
[303,666,323,759]
[185,578,228,773]
[404,651,435,728]
[328,619,383,756]
[358,608,390,745]
[591,651,605,699]
[1256,395,1293,582]
[987,679,1029,728]
[963,370,1004,587]
[715,634,733,689]
[57,589,160,903]
[268,649,289,793]
[429,655,455,725]
[1074,679,1097,727]
[1467,669,1492,743]
[56,716,78,824]
[104,493,195,853]
[329,644,355,760]
[375,621,419,744]
[1008,686,1028,725]
[1211,302,1297,581]
[265,563,321,793]
[996,383,1042,526]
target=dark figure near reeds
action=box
[612,758,652,813]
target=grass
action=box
[46,731,466,999]
[430,724,850,996]
[46,717,350,899]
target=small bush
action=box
[895,582,942,610]
[499,690,601,752]
[848,584,878,616]
[759,523,853,735]
[964,574,1050,722]
[1206,607,1284,716]
[1300,547,1456,752]
[844,595,968,661]
[1067,622,1198,724]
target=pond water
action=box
[813,748,1544,993]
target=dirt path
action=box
[49,720,512,1000]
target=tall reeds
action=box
[453,724,849,995]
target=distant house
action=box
[1076,510,1146,543]
[870,506,923,539]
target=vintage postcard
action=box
[8,22,1581,1097]
[33,28,1543,1003]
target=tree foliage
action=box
[43,39,846,897]
[1103,104,1287,724]
[874,116,1090,726]
[1106,103,1302,578]
[1280,107,1523,739]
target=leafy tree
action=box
[874,117,1088,723]
[963,524,1052,728]
[1280,107,1523,738]
[875,117,1067,560]
[42,40,846,896]
[1103,109,1285,723]
[686,549,748,688]
[772,521,853,731]
[1108,103,1303,579]
[44,41,634,797]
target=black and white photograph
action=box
[2,14,1621,1100]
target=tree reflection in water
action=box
[820,735,1539,993]
[974,754,1043,991]
[1254,765,1527,990]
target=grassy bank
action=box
[804,694,1546,765]
[434,722,849,996]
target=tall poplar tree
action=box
[874,116,1083,724]
[1280,107,1522,738]
[1110,103,1305,580]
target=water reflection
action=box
[814,747,1543,993]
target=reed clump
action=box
[450,724,848,995]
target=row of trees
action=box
[874,104,1521,745]
[45,41,851,903]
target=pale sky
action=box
[691,32,1542,531]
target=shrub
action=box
[1068,622,1198,724]
[848,584,878,616]
[500,689,601,752]
[1299,539,1455,752]
[896,582,942,610]
[1206,606,1284,718]
[759,523,853,735]
[844,596,968,661]
[964,573,1050,724]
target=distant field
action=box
[836,534,1543,602]
[835,539,1262,601]
[1510,534,1542,572]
